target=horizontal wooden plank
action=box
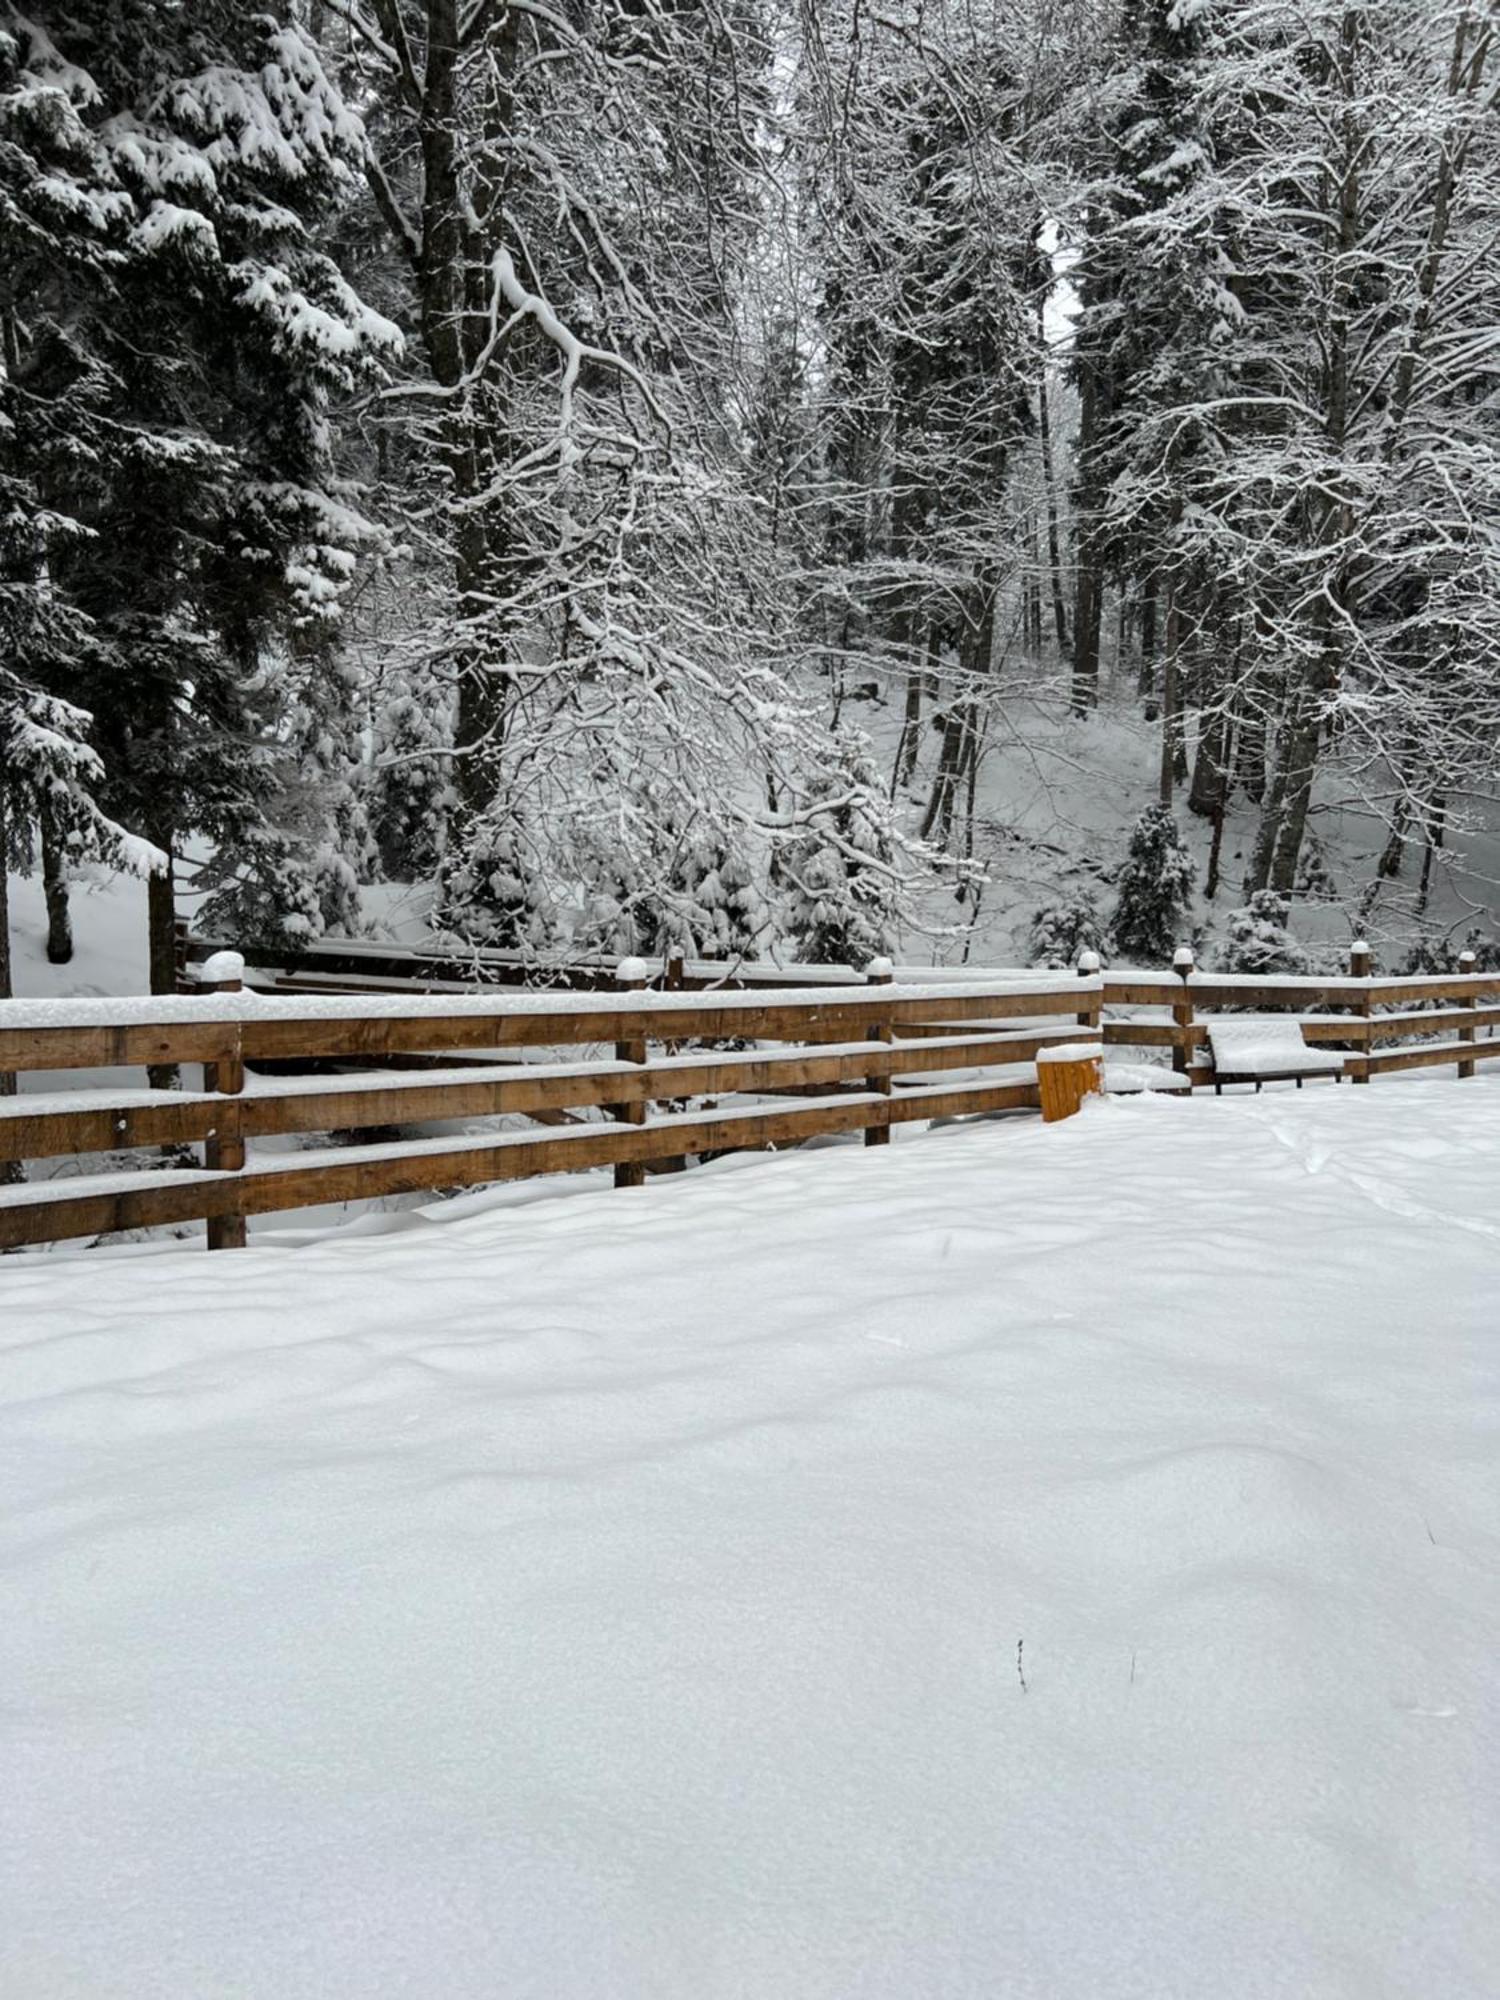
[0,1032,1045,1161]
[0,1171,231,1250]
[0,1094,223,1162]
[0,1020,238,1075]
[886,1081,1040,1123]
[1363,1038,1500,1076]
[235,1094,888,1217]
[1369,1005,1500,1042]
[232,988,1090,1064]
[1369,976,1500,1005]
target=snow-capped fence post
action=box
[612,957,649,1189]
[1458,949,1478,1080]
[1348,940,1373,1083]
[864,957,894,1146]
[197,950,247,1251]
[1076,950,1102,1030]
[1171,946,1196,1078]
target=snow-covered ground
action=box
[4,1081,1498,1997]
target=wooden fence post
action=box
[1171,945,1195,1078]
[1348,938,1373,1083]
[865,956,894,1145]
[1458,948,1477,1079]
[613,956,648,1188]
[1076,949,1102,1032]
[173,916,192,994]
[199,950,247,1250]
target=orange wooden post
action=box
[1348,938,1373,1083]
[865,956,894,1146]
[1171,945,1195,1078]
[1458,948,1477,1080]
[1037,1045,1102,1122]
[199,950,247,1250]
[613,956,648,1188]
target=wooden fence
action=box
[0,961,1098,1251]
[4,942,1498,1255]
[1102,945,1500,1086]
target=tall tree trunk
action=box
[1189,708,1227,819]
[1036,317,1070,656]
[0,781,19,1189]
[39,797,72,963]
[1159,585,1182,806]
[1070,363,1103,713]
[146,837,179,1093]
[1138,574,1157,699]
[1204,724,1233,901]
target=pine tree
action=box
[1220,890,1308,977]
[1110,805,1195,964]
[0,5,397,984]
[1029,893,1107,970]
[783,731,903,968]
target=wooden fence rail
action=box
[0,958,1098,1251]
[5,937,1499,1255]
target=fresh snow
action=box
[0,973,1096,1033]
[3,1082,1498,1996]
[1205,1019,1348,1078]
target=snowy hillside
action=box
[4,1082,1498,1997]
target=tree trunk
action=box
[146,840,180,1093]
[1070,363,1103,713]
[1036,323,1069,656]
[0,780,19,1189]
[1138,574,1157,699]
[40,797,73,963]
[1159,586,1182,806]
[1204,726,1233,901]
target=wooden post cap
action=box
[1172,946,1195,976]
[616,956,649,986]
[866,956,894,983]
[1459,950,1477,969]
[1077,950,1101,975]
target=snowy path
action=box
[3,1084,1498,1998]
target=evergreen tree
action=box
[783,731,903,967]
[1029,893,1107,970]
[1110,805,1195,964]
[1220,890,1308,977]
[0,4,397,984]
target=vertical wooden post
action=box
[1458,948,1477,1080]
[1171,945,1195,1078]
[173,916,192,994]
[613,956,648,1189]
[660,953,688,1173]
[1348,938,1373,1083]
[865,956,894,1146]
[199,950,247,1251]
[1076,949,1102,1033]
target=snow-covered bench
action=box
[1206,1018,1347,1094]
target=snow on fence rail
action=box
[0,959,1100,1252]
[6,940,1500,1255]
[1102,942,1500,1086]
